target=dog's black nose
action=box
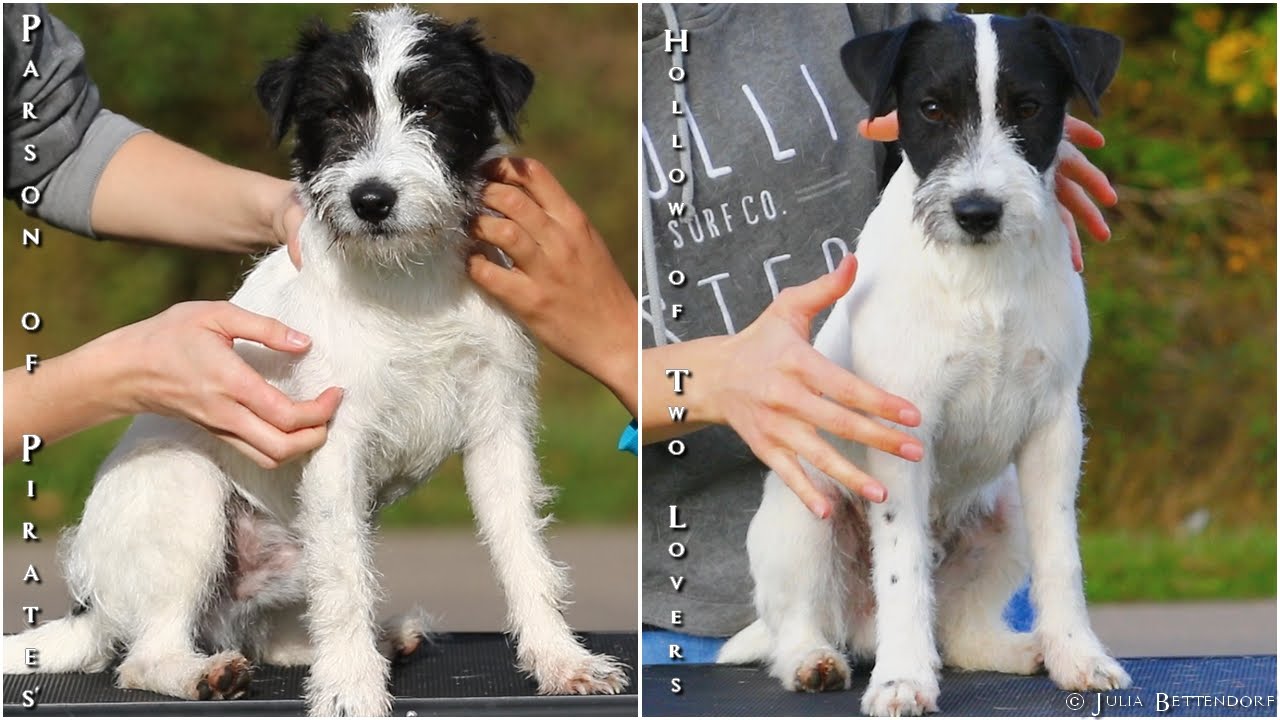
[952,194,1003,236]
[350,181,398,223]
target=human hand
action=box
[468,157,639,414]
[98,301,342,467]
[269,184,305,269]
[857,112,1117,271]
[706,256,923,519]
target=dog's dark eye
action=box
[408,101,442,120]
[919,99,945,123]
[326,105,352,122]
[1015,99,1041,121]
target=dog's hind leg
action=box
[463,402,628,696]
[75,441,250,700]
[740,469,852,692]
[935,470,1042,674]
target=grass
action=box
[1081,527,1276,603]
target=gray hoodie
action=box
[641,3,951,636]
[4,4,147,236]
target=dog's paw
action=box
[194,652,253,701]
[535,651,629,695]
[378,608,433,665]
[860,674,940,717]
[306,650,393,716]
[305,686,394,717]
[944,630,1043,675]
[784,648,851,693]
[1042,632,1131,691]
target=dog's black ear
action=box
[256,18,332,145]
[256,56,298,146]
[840,21,917,118]
[1034,16,1123,116]
[485,50,534,141]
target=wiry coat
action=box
[3,8,626,716]
[719,13,1127,716]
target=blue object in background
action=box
[645,582,1036,665]
[617,419,638,455]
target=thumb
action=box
[778,255,858,320]
[210,303,313,353]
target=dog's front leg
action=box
[296,436,392,716]
[463,412,628,695]
[861,449,941,717]
[1017,400,1130,691]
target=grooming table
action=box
[643,656,1277,717]
[3,632,637,716]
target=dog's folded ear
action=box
[257,18,332,145]
[1034,16,1123,116]
[840,21,918,119]
[485,51,535,142]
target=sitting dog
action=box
[4,8,626,715]
[717,13,1125,716]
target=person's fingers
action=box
[217,404,330,468]
[1058,143,1118,207]
[235,377,343,433]
[1064,116,1105,150]
[758,446,832,519]
[1056,175,1110,243]
[472,215,540,267]
[283,199,305,270]
[1059,203,1084,273]
[788,427,887,504]
[481,157,580,226]
[798,352,921,427]
[208,303,312,353]
[858,111,900,142]
[793,393,923,461]
[466,253,534,303]
[481,182,554,237]
[774,255,858,321]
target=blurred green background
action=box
[3,5,637,528]
[970,3,1276,601]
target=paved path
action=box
[4,528,637,634]
[5,528,1274,658]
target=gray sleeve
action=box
[846,3,955,36]
[4,4,148,237]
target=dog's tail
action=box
[2,604,113,675]
[716,618,771,665]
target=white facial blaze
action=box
[972,14,1000,133]
[911,14,1058,252]
[311,7,460,265]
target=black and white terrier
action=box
[4,7,626,715]
[717,14,1125,716]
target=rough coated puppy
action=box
[717,14,1124,716]
[3,8,626,715]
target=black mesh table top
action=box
[3,632,637,716]
[643,656,1277,717]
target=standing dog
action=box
[717,14,1125,716]
[4,8,626,715]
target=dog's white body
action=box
[5,226,625,714]
[722,14,1129,716]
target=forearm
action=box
[89,132,292,254]
[4,341,126,463]
[641,335,731,444]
